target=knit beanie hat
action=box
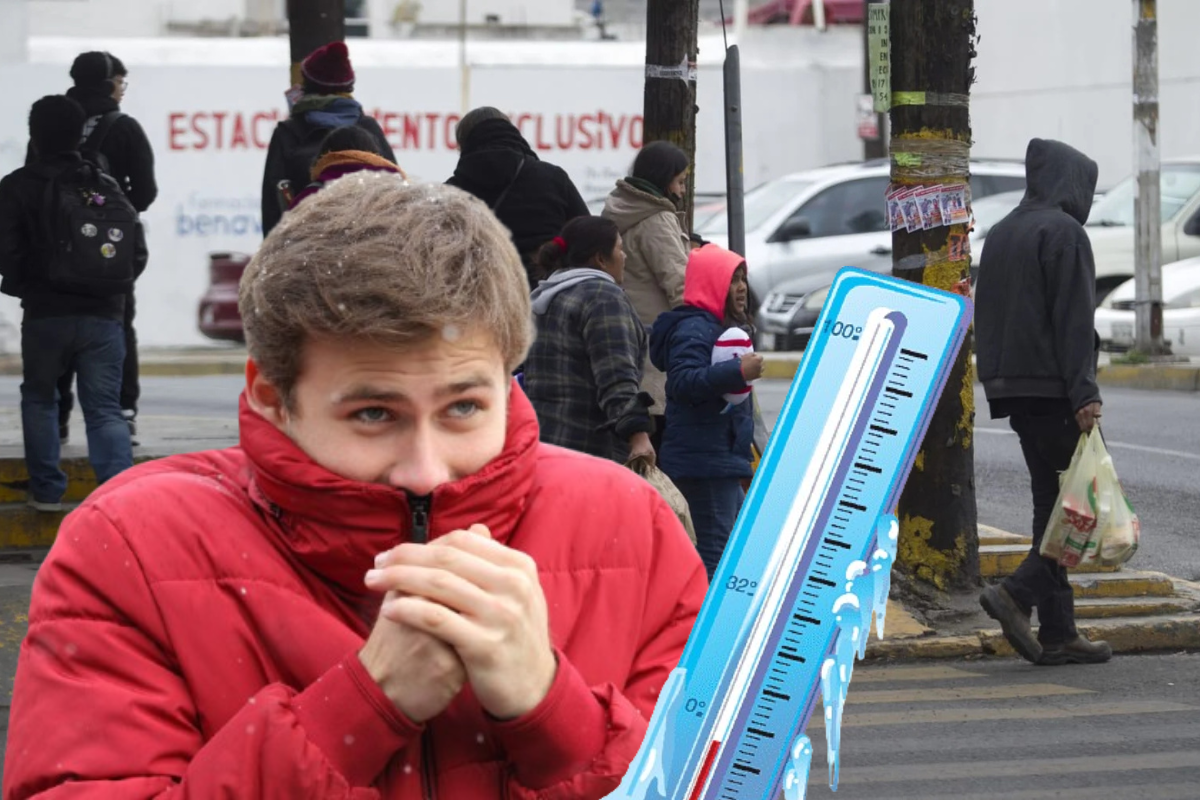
[301,42,355,94]
[70,51,126,88]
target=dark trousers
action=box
[58,290,138,424]
[22,316,133,501]
[1002,412,1082,646]
[673,477,745,581]
[649,414,667,454]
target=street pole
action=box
[888,0,980,591]
[1133,0,1165,355]
[460,0,471,114]
[286,0,346,85]
[861,0,886,159]
[724,45,746,258]
[644,0,701,232]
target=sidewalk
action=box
[762,350,1200,392]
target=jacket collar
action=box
[240,381,540,602]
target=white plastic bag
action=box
[1039,429,1101,567]
[1087,437,1141,567]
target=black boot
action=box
[1038,635,1112,666]
[980,584,1042,664]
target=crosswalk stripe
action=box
[851,665,985,683]
[883,782,1200,800]
[807,699,1196,728]
[845,682,1092,705]
[806,750,1200,786]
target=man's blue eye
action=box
[355,408,391,424]
[448,401,479,418]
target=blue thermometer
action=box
[607,268,972,800]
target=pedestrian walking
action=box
[602,140,692,453]
[524,216,656,464]
[976,137,1112,666]
[42,51,157,447]
[260,41,396,237]
[4,175,705,798]
[447,106,591,291]
[650,243,761,579]
[0,95,144,511]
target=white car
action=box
[695,159,1028,320]
[1086,158,1200,301]
[1094,258,1200,356]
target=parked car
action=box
[696,159,1027,312]
[1094,257,1200,356]
[704,160,1027,350]
[1086,157,1200,302]
[197,252,251,344]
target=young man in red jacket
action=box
[4,175,708,799]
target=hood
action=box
[649,306,712,372]
[239,381,539,603]
[683,243,745,319]
[1021,138,1099,225]
[603,179,679,232]
[451,147,528,192]
[65,85,119,117]
[297,96,364,129]
[530,268,615,315]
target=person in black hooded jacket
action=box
[446,107,590,291]
[32,51,158,447]
[260,42,396,237]
[975,137,1112,668]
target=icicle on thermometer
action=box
[605,268,972,800]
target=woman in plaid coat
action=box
[523,217,657,465]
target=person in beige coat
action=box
[601,141,691,450]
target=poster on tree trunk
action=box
[868,3,891,112]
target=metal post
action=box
[1133,0,1164,354]
[733,0,749,41]
[724,45,746,258]
[0,0,29,65]
[459,0,470,114]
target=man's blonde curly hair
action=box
[239,172,533,406]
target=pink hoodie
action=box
[683,243,746,319]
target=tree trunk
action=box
[888,0,980,592]
[287,0,346,85]
[644,0,700,231]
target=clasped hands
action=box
[358,524,558,725]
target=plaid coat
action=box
[525,273,654,463]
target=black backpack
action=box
[34,160,140,297]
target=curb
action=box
[864,614,1200,662]
[761,354,1200,392]
[0,350,249,379]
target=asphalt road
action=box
[755,381,1200,583]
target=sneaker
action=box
[59,421,69,446]
[26,497,65,513]
[122,409,140,447]
[980,584,1043,664]
[1038,635,1113,666]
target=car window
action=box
[699,179,814,235]
[1089,164,1200,227]
[782,177,890,239]
[973,174,1026,198]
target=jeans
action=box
[673,477,745,581]
[22,316,133,502]
[57,290,139,422]
[1001,411,1083,646]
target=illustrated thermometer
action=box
[606,268,972,800]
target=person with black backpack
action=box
[260,41,396,237]
[33,51,158,448]
[1,95,146,512]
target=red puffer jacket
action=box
[4,386,707,799]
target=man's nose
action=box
[386,428,452,497]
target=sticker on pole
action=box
[604,267,972,800]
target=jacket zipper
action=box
[420,728,438,800]
[409,494,431,544]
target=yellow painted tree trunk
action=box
[888,0,981,591]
